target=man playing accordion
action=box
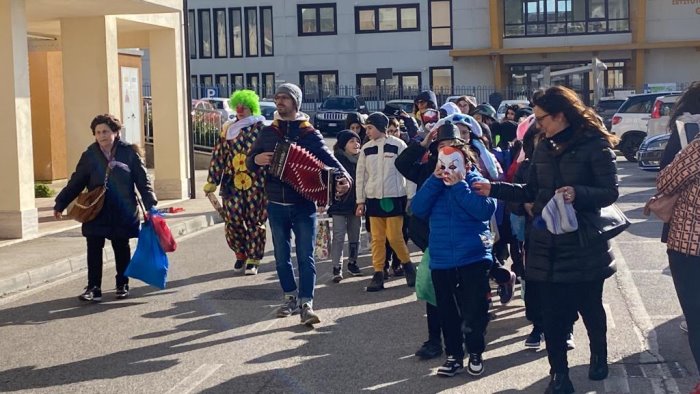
[247,83,352,326]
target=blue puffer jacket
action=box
[411,169,497,270]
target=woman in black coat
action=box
[54,114,157,302]
[474,86,620,394]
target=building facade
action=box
[187,0,699,104]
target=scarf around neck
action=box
[225,115,266,140]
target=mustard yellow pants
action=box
[369,216,411,272]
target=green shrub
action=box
[35,184,55,198]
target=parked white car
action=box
[610,91,680,161]
[646,94,680,138]
[202,97,236,121]
[259,100,276,126]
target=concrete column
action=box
[60,16,121,170]
[0,0,38,239]
[149,27,189,199]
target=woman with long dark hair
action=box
[473,86,620,394]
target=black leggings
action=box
[540,279,607,373]
[86,236,131,288]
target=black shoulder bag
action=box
[550,149,630,245]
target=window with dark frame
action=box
[190,75,199,98]
[213,8,227,58]
[355,4,420,34]
[297,3,337,36]
[355,72,422,99]
[429,0,452,49]
[429,67,453,95]
[188,10,197,59]
[230,73,244,91]
[215,74,229,96]
[299,70,338,101]
[260,6,274,56]
[199,74,214,98]
[244,7,258,57]
[197,9,212,58]
[228,8,243,58]
[246,73,260,94]
[504,0,630,37]
[262,72,275,98]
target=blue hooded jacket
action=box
[411,168,497,270]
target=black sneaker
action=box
[347,262,362,276]
[415,340,443,360]
[467,353,484,376]
[524,328,544,348]
[403,262,416,287]
[497,272,516,305]
[332,266,343,283]
[78,286,102,302]
[545,372,575,394]
[437,356,463,377]
[383,268,390,280]
[392,264,405,277]
[233,259,245,273]
[115,284,129,299]
[366,272,385,292]
[566,332,576,350]
[588,354,608,381]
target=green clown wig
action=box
[229,89,261,116]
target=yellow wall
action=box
[29,50,67,181]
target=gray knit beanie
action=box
[366,112,389,133]
[275,83,303,111]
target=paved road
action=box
[0,160,695,393]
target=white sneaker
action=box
[245,263,258,275]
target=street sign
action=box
[206,88,218,98]
[377,68,393,80]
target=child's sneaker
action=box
[403,262,416,287]
[366,272,384,292]
[233,259,245,273]
[347,262,362,276]
[498,272,516,305]
[332,266,343,283]
[566,332,576,350]
[276,295,299,318]
[78,286,102,302]
[115,284,130,299]
[467,353,484,376]
[300,303,320,326]
[524,328,543,348]
[436,356,463,377]
[244,263,259,276]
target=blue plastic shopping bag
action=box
[125,219,169,289]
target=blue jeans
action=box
[268,200,317,306]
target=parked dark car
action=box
[594,98,625,132]
[636,133,670,171]
[313,96,368,136]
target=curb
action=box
[0,211,223,297]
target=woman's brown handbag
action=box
[68,187,107,223]
[68,160,112,223]
[643,193,680,223]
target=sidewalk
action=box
[0,171,222,297]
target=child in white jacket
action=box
[355,112,416,292]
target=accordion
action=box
[270,140,340,206]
